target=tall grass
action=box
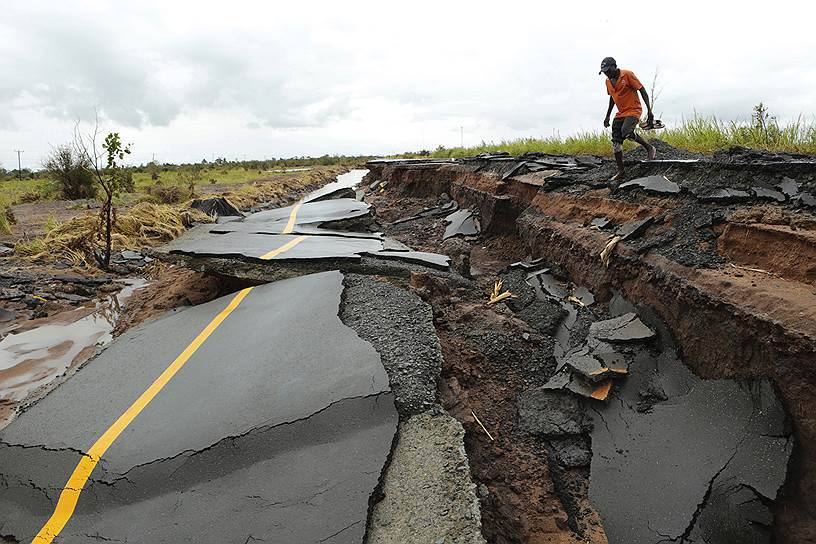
[405,112,816,158]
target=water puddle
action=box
[0,279,146,422]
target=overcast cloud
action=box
[1,0,815,166]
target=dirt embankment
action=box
[366,153,816,544]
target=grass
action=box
[0,208,13,235]
[0,178,58,208]
[402,113,816,158]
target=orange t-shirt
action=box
[606,69,644,119]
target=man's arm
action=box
[604,97,614,127]
[639,88,654,122]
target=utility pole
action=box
[152,153,156,163]
[460,127,464,148]
[14,150,23,181]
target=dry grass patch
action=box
[14,202,213,265]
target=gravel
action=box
[367,409,486,544]
[339,274,442,417]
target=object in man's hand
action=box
[639,119,665,130]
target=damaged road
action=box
[0,272,398,543]
[0,169,485,544]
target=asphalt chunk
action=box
[339,274,441,416]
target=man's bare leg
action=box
[633,134,657,160]
[609,151,626,186]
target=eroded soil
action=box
[365,147,815,543]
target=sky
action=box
[1,0,815,168]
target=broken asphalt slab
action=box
[443,209,480,240]
[160,195,451,271]
[163,230,386,261]
[0,271,399,543]
[618,175,681,194]
[589,348,793,544]
[588,312,655,343]
[368,409,486,544]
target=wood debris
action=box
[471,410,495,441]
[488,279,516,305]
[600,235,622,267]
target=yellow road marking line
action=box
[34,205,310,542]
[283,202,303,234]
[259,235,307,260]
[33,287,253,543]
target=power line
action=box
[13,150,24,180]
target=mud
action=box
[111,266,257,336]
[0,279,145,429]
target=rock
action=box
[800,192,816,207]
[0,288,25,301]
[53,275,112,286]
[777,177,800,198]
[549,436,592,467]
[440,238,472,278]
[190,197,243,218]
[120,250,144,260]
[0,245,12,256]
[526,271,569,300]
[443,209,480,240]
[517,300,567,336]
[590,217,611,229]
[573,286,595,306]
[0,307,18,321]
[55,293,91,303]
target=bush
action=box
[44,144,97,199]
[16,191,41,204]
[118,170,135,193]
[147,184,186,204]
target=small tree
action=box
[178,164,202,197]
[74,117,132,269]
[44,144,97,199]
[147,160,160,181]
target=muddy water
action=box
[0,280,146,424]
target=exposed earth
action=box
[1,152,814,543]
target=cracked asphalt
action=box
[0,271,399,543]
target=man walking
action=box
[600,57,656,184]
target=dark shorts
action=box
[611,116,639,149]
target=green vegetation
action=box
[403,106,816,158]
[0,154,370,209]
[44,144,97,199]
[0,207,14,235]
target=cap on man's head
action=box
[599,57,617,74]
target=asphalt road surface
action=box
[0,271,397,544]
